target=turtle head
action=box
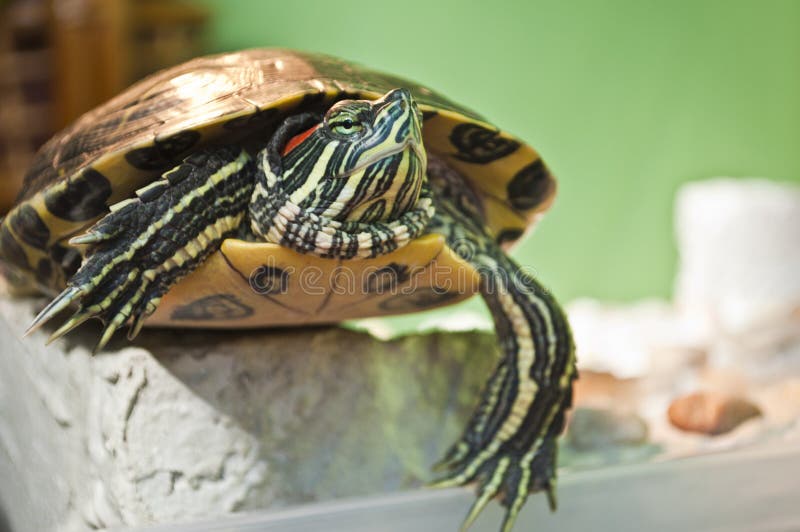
[274,88,427,224]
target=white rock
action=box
[562,178,800,461]
[567,298,706,379]
[569,179,800,379]
[674,178,800,373]
[0,295,270,531]
[0,292,496,532]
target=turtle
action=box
[0,49,576,532]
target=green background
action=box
[192,0,800,303]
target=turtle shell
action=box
[0,48,556,326]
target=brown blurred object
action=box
[0,0,52,213]
[667,391,762,436]
[0,0,209,214]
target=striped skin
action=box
[27,89,434,351]
[249,88,433,258]
[27,147,256,348]
[426,158,577,532]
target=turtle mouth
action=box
[330,137,425,179]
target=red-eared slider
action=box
[0,49,576,532]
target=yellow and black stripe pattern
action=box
[249,88,434,259]
[27,147,256,349]
[426,158,577,532]
[27,89,434,350]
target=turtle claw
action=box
[432,436,560,532]
[26,286,84,336]
[127,297,159,341]
[46,309,93,344]
[33,269,158,351]
[96,318,121,353]
[69,230,111,245]
[545,483,557,512]
[460,457,510,531]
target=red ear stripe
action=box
[282,124,320,156]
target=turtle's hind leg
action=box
[428,190,577,532]
[28,147,255,350]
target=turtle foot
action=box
[431,436,559,532]
[40,276,163,352]
[26,203,170,351]
[26,148,257,350]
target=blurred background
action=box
[2,0,798,304]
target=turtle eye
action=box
[328,113,365,137]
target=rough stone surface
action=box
[0,291,497,532]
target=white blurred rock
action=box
[567,299,706,379]
[674,179,800,372]
[563,178,800,457]
[570,178,800,379]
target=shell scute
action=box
[449,123,521,164]
[506,160,555,211]
[0,224,28,271]
[43,168,112,222]
[124,129,201,171]
[9,204,50,249]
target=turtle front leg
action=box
[429,198,577,532]
[27,147,255,350]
